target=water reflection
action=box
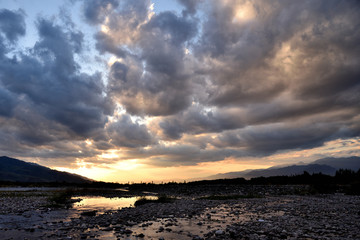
[74,196,138,212]
[0,187,63,191]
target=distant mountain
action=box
[205,156,360,180]
[312,156,360,171]
[0,156,93,183]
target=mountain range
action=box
[1,156,359,183]
[0,156,92,183]
[204,156,360,180]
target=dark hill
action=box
[204,156,360,180]
[0,156,92,183]
[208,164,337,180]
[241,164,337,179]
[313,156,360,171]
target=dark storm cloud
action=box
[146,0,360,165]
[159,105,242,139]
[0,102,71,147]
[0,88,17,117]
[211,120,360,155]
[87,0,360,168]
[0,99,83,160]
[144,11,197,45]
[193,0,360,107]
[0,17,112,136]
[142,116,360,167]
[0,9,26,43]
[2,0,360,168]
[107,114,155,148]
[159,95,360,142]
[0,8,114,161]
[96,2,198,116]
[119,144,242,167]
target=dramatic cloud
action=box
[0,9,112,162]
[151,0,360,159]
[0,17,112,136]
[106,114,156,148]
[0,0,359,180]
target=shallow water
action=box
[73,195,158,213]
[0,187,63,191]
[74,196,138,212]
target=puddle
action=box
[0,187,63,192]
[73,196,157,213]
[73,196,138,213]
[108,202,285,240]
[0,195,286,240]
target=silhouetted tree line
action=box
[1,169,359,195]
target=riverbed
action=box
[0,187,359,239]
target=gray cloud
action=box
[150,0,360,164]
[83,0,119,24]
[101,6,198,116]
[193,0,360,107]
[117,144,242,167]
[0,88,17,117]
[94,32,126,58]
[0,9,26,43]
[0,18,113,137]
[144,11,197,46]
[177,0,201,16]
[211,119,360,155]
[1,1,360,169]
[107,114,156,148]
[82,0,360,166]
[159,104,243,139]
[143,116,360,167]
[0,9,114,161]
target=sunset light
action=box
[0,0,359,183]
[1,1,359,239]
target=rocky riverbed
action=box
[0,188,359,240]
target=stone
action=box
[215,230,225,236]
[81,211,97,217]
[137,233,145,238]
[192,236,204,240]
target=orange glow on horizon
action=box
[49,138,360,183]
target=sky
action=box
[0,0,359,183]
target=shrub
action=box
[47,188,74,208]
[134,195,176,207]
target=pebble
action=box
[137,233,145,238]
[1,187,360,240]
[215,230,225,235]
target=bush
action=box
[134,195,176,207]
[47,188,74,208]
[345,181,360,195]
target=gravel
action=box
[0,189,359,240]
